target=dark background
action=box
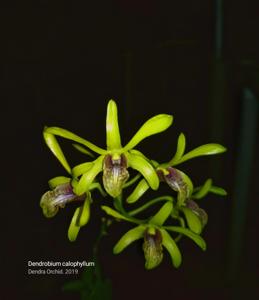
[2,1,259,299]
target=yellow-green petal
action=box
[180,207,202,234]
[45,126,107,155]
[164,226,206,250]
[172,143,227,166]
[78,194,91,227]
[127,153,159,190]
[68,207,81,242]
[74,156,104,195]
[72,143,94,157]
[48,176,71,189]
[149,202,173,226]
[126,179,149,203]
[168,132,186,165]
[72,162,94,178]
[160,229,182,268]
[123,114,173,151]
[113,225,146,254]
[43,129,71,174]
[192,178,212,199]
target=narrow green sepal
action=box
[48,176,71,189]
[149,202,173,226]
[123,114,173,151]
[72,162,94,178]
[180,207,202,234]
[126,179,149,203]
[74,156,104,195]
[68,207,81,242]
[209,186,227,196]
[78,194,91,227]
[164,226,206,250]
[43,129,71,174]
[169,132,186,165]
[106,100,122,150]
[160,229,182,268]
[128,153,159,190]
[192,179,212,199]
[45,126,107,155]
[172,143,227,166]
[113,225,146,254]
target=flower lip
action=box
[40,182,86,218]
[103,153,129,198]
[143,228,163,270]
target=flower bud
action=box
[143,228,163,270]
[103,154,129,198]
[40,182,85,218]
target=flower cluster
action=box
[40,100,227,269]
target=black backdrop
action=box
[2,1,259,299]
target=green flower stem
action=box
[123,173,142,188]
[128,196,174,217]
[89,182,107,197]
[174,216,186,242]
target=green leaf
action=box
[180,207,202,234]
[123,114,173,151]
[72,162,94,178]
[164,226,206,250]
[209,186,227,196]
[127,153,159,190]
[74,156,104,195]
[172,143,227,166]
[113,225,146,254]
[48,176,70,189]
[169,133,186,165]
[72,143,94,157]
[68,207,81,242]
[78,194,91,227]
[43,130,71,174]
[192,179,212,199]
[106,100,122,150]
[126,179,149,203]
[44,126,107,155]
[149,202,173,226]
[160,229,182,268]
[101,206,133,223]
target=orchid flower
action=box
[43,100,173,198]
[102,201,206,269]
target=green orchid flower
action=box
[102,201,206,269]
[126,132,227,204]
[43,100,173,198]
[40,175,107,242]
